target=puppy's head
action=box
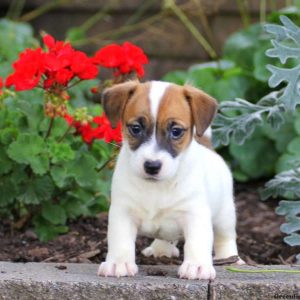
[102,81,217,181]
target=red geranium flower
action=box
[64,113,122,144]
[6,34,99,92]
[93,42,148,78]
[6,48,46,91]
[93,114,122,143]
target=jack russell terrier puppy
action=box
[98,80,242,280]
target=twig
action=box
[72,13,163,47]
[165,0,217,60]
[19,0,73,23]
[260,0,266,24]
[236,0,250,28]
[226,266,300,273]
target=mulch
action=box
[0,182,299,265]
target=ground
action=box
[0,182,299,265]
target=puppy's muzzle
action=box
[144,160,162,175]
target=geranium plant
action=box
[0,28,148,241]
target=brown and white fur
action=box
[97,81,242,280]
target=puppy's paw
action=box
[236,257,246,265]
[178,261,216,280]
[142,239,179,258]
[97,261,138,277]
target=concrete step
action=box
[0,262,299,300]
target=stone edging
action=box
[0,262,299,300]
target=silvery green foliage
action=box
[261,167,300,262]
[213,15,300,147]
[265,16,300,110]
[212,92,284,147]
[212,15,300,262]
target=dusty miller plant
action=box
[213,15,300,262]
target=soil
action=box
[0,182,299,266]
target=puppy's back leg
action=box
[142,239,179,258]
[213,200,245,265]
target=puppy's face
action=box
[102,81,217,181]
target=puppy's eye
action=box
[170,126,184,140]
[128,124,142,137]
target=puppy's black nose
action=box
[144,160,162,175]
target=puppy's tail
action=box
[194,126,214,150]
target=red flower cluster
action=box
[5,34,148,145]
[65,113,122,144]
[6,34,99,91]
[93,42,148,77]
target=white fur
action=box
[149,81,170,118]
[98,81,241,280]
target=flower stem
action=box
[96,156,115,173]
[57,124,73,143]
[45,117,55,140]
[226,266,300,273]
[64,79,82,90]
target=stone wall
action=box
[0,0,286,79]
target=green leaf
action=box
[294,117,300,134]
[265,16,300,110]
[68,153,98,187]
[224,24,267,71]
[229,134,277,179]
[212,92,285,147]
[284,233,300,247]
[0,127,18,145]
[7,133,45,164]
[15,99,43,131]
[0,148,13,175]
[276,153,300,173]
[30,153,49,175]
[33,216,68,242]
[0,177,18,207]
[41,203,67,225]
[162,71,188,85]
[262,170,300,200]
[0,19,37,64]
[66,27,86,43]
[40,117,69,138]
[287,137,300,154]
[48,142,75,164]
[17,175,54,204]
[50,165,72,188]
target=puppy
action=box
[98,81,242,280]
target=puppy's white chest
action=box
[138,212,183,241]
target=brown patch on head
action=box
[156,84,217,156]
[156,84,193,157]
[122,82,154,150]
[102,81,154,150]
[102,81,138,128]
[195,135,214,150]
[183,85,218,138]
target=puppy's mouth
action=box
[143,174,160,181]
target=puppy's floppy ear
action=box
[101,81,138,128]
[184,85,218,137]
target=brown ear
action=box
[184,85,218,137]
[101,81,138,128]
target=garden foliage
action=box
[0,19,148,241]
[216,16,300,262]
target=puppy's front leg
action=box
[178,206,216,280]
[98,204,138,277]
